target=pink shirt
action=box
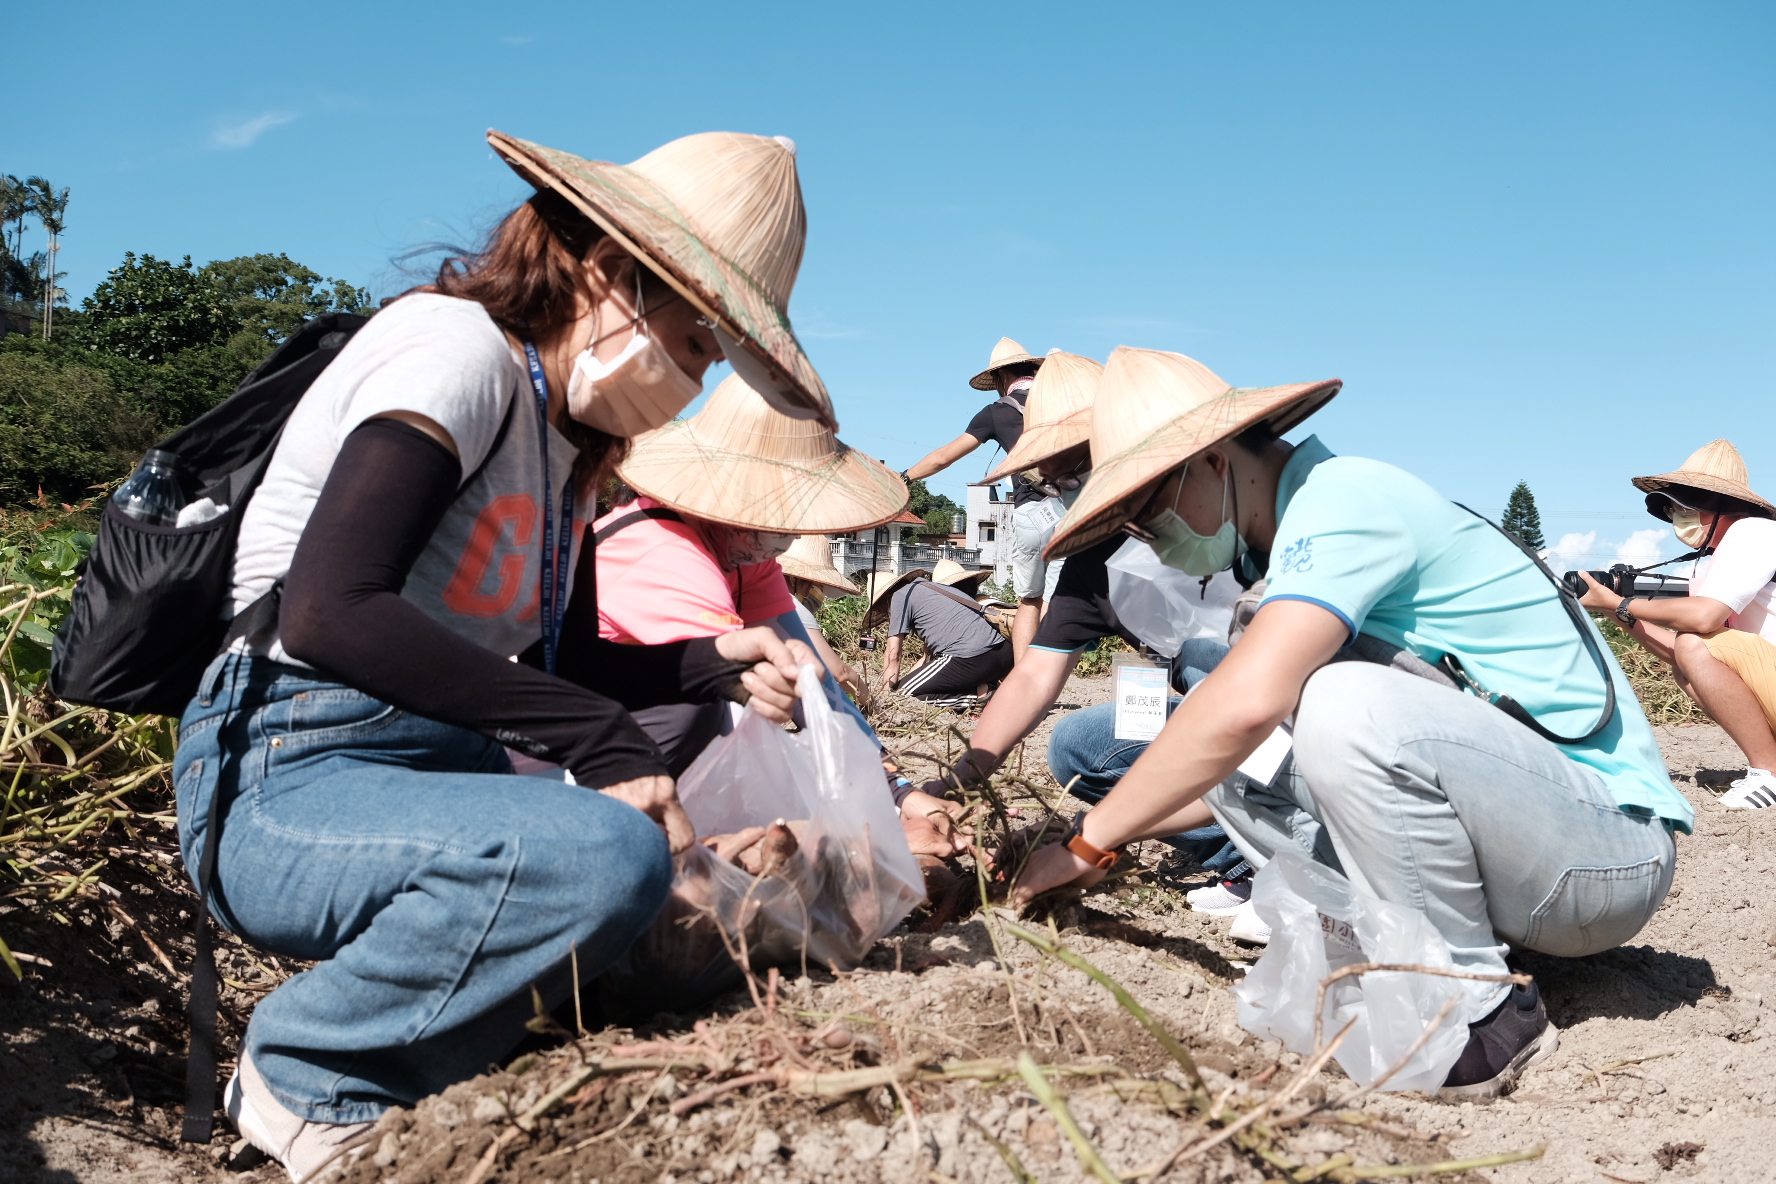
[594,496,795,645]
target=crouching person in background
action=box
[866,560,1010,706]
[1014,347,1690,1099]
[1581,440,1776,810]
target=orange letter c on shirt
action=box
[442,494,537,617]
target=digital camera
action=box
[1561,563,1689,600]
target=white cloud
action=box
[211,111,298,150]
[1616,527,1671,568]
[1547,531,1600,568]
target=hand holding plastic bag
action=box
[1231,849,1469,1091]
[1105,538,1241,657]
[596,666,924,1018]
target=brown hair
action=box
[431,189,670,479]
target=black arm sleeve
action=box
[279,417,721,788]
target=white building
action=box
[966,481,1016,587]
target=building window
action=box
[980,524,996,542]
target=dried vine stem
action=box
[1311,962,1531,1050]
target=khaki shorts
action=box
[1700,628,1776,730]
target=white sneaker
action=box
[1719,768,1776,810]
[1186,877,1253,916]
[225,1050,375,1182]
[1227,901,1272,946]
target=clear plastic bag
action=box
[1231,849,1470,1091]
[1104,538,1241,657]
[596,666,924,1017]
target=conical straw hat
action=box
[777,534,859,598]
[1631,439,1775,516]
[969,336,1044,391]
[618,373,907,533]
[487,129,835,429]
[860,569,930,629]
[1045,347,1341,560]
[932,558,991,594]
[985,350,1104,483]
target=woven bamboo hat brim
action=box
[985,350,1105,483]
[1044,347,1341,560]
[777,534,859,598]
[1631,439,1776,517]
[619,373,907,533]
[932,558,992,594]
[969,336,1044,391]
[862,569,930,629]
[487,129,835,429]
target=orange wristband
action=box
[1063,814,1122,870]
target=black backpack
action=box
[50,313,370,715]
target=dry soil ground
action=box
[4,677,1774,1184]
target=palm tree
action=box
[25,177,67,339]
[0,175,28,261]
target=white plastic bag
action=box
[1104,538,1241,657]
[597,666,923,1016]
[1231,849,1470,1091]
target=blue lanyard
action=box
[521,341,573,675]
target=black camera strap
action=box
[1443,504,1617,746]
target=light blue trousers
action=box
[1207,661,1677,1012]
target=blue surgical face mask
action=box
[1141,464,1246,577]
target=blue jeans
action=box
[1046,638,1247,875]
[175,654,673,1124]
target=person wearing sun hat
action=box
[860,558,1011,705]
[1575,440,1776,809]
[906,337,1060,657]
[777,532,871,706]
[186,128,836,1176]
[591,371,902,769]
[1008,346,1689,1100]
[596,373,968,859]
[916,349,1248,883]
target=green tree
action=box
[82,253,236,361]
[199,252,372,342]
[1502,480,1545,550]
[904,476,963,538]
[0,352,158,501]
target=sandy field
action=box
[3,677,1772,1184]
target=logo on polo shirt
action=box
[1278,537,1315,575]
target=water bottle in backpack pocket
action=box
[51,314,370,717]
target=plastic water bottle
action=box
[114,450,187,526]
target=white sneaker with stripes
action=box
[1719,768,1776,810]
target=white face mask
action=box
[565,277,702,436]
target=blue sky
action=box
[10,2,1773,572]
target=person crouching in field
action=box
[175,130,827,1181]
[777,532,872,708]
[865,560,1009,705]
[1578,440,1776,809]
[1012,347,1690,1099]
[593,372,966,857]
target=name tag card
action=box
[1237,722,1294,785]
[1112,653,1172,741]
[1027,497,1065,530]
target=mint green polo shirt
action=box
[1260,437,1691,833]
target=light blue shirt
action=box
[1261,436,1691,833]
